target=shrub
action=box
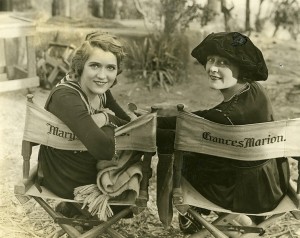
[126,32,188,91]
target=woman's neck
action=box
[78,81,100,108]
[221,82,248,102]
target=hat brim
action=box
[191,32,268,81]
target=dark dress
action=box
[157,81,289,213]
[37,78,131,199]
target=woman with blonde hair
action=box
[37,32,133,216]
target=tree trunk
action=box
[245,0,251,31]
[52,0,65,16]
[207,0,221,17]
[161,0,185,35]
[221,0,234,32]
[162,0,177,35]
[89,0,100,17]
[103,0,116,19]
[255,0,265,32]
[0,0,13,11]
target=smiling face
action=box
[205,55,239,90]
[79,47,118,97]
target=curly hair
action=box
[70,31,126,83]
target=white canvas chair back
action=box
[23,96,157,152]
[175,110,300,161]
[173,108,300,216]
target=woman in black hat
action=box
[156,32,290,233]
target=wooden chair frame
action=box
[38,42,76,88]
[14,94,157,238]
[172,104,300,238]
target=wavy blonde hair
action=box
[69,31,126,85]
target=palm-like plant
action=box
[126,33,184,91]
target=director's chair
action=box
[14,94,157,238]
[172,104,300,238]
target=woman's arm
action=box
[193,109,233,125]
[157,116,177,129]
[105,90,131,122]
[47,88,115,160]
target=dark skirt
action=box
[38,145,98,199]
[182,153,290,213]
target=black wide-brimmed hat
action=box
[191,32,268,81]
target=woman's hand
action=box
[92,112,108,128]
[128,112,138,121]
[101,108,115,116]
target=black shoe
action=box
[111,205,133,219]
[192,206,211,216]
[55,202,81,218]
[250,215,266,225]
[178,209,203,234]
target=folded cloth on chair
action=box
[74,150,143,221]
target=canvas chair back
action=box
[23,95,157,152]
[173,105,300,238]
[174,110,300,161]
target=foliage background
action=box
[0,0,300,237]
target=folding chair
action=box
[14,94,157,238]
[172,104,300,238]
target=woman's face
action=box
[205,55,239,90]
[80,47,118,96]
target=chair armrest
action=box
[22,140,33,179]
[14,164,38,195]
[288,157,300,209]
[289,157,300,194]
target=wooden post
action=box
[26,36,36,77]
[0,13,39,92]
[22,94,34,179]
[0,39,7,81]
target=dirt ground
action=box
[1,19,300,237]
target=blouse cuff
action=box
[102,111,109,126]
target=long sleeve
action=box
[106,90,131,122]
[192,109,233,125]
[157,116,177,129]
[47,88,115,161]
[156,108,232,130]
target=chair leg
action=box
[136,153,152,209]
[77,206,133,238]
[189,213,237,237]
[239,233,260,238]
[46,228,65,238]
[291,210,300,220]
[33,197,82,238]
[156,153,174,227]
[257,213,285,230]
[106,227,125,238]
[188,208,229,238]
